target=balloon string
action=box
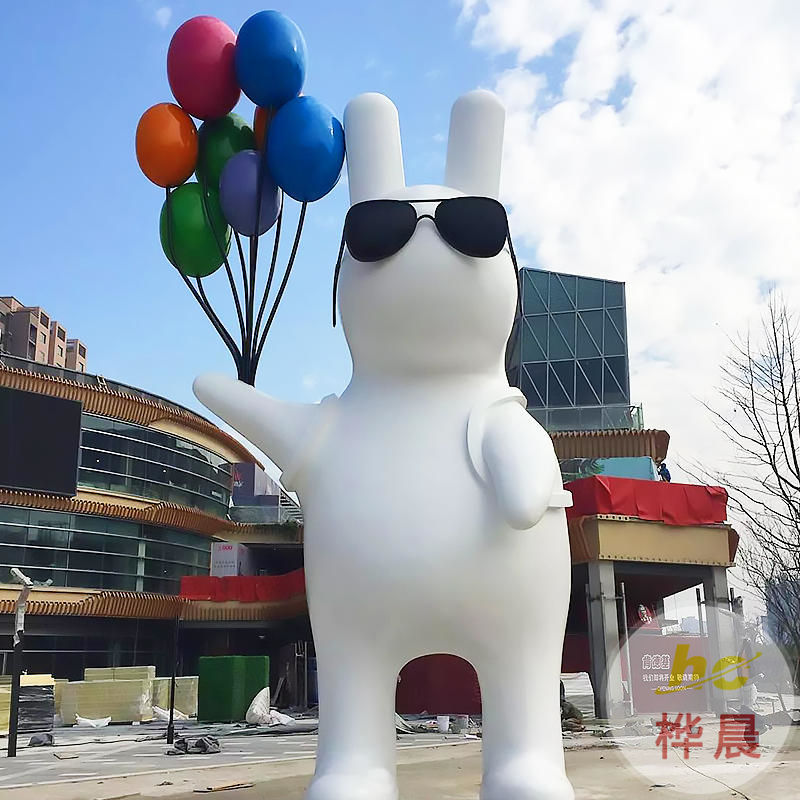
[244,154,269,383]
[195,276,242,364]
[253,201,307,374]
[234,231,249,327]
[193,273,242,363]
[165,188,242,368]
[194,177,245,369]
[245,237,256,383]
[198,174,247,353]
[251,194,284,369]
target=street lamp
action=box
[166,614,181,745]
[8,568,33,758]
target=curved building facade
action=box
[0,355,258,595]
[0,507,213,595]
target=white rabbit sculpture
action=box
[194,90,575,800]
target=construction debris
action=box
[75,714,112,728]
[166,735,221,756]
[153,705,189,722]
[268,709,295,726]
[193,783,254,793]
[245,688,271,725]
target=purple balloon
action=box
[219,150,281,236]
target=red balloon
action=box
[167,16,240,121]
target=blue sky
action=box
[0,0,537,418]
[2,2,782,616]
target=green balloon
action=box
[159,183,231,278]
[195,113,256,190]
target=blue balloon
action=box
[267,96,345,202]
[219,150,281,237]
[235,11,307,109]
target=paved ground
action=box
[1,720,799,798]
[2,742,800,800]
[0,725,475,791]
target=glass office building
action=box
[79,414,232,517]
[0,410,232,592]
[507,268,642,432]
[0,356,254,595]
[0,506,211,594]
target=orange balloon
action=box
[136,103,198,188]
[253,106,276,150]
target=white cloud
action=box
[154,6,172,29]
[138,1,172,29]
[461,0,800,478]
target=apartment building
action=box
[0,296,87,370]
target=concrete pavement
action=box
[0,730,474,791]
[2,737,799,800]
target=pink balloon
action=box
[167,16,240,121]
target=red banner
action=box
[566,476,728,527]
[180,569,306,603]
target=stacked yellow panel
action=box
[0,689,9,733]
[0,676,55,733]
[60,679,154,724]
[151,676,198,717]
[84,666,156,682]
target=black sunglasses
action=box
[332,196,520,325]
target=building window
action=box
[57,345,64,358]
[78,414,233,516]
[79,364,84,372]
[39,331,46,343]
[512,268,631,431]
[40,313,49,327]
[78,344,86,358]
[0,506,211,594]
[29,324,37,342]
[57,327,66,341]
[576,277,605,310]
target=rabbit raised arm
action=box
[192,373,320,475]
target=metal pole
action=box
[8,568,32,758]
[696,587,705,636]
[7,635,23,758]
[166,615,180,745]
[302,641,308,710]
[584,583,596,700]
[620,582,634,717]
[294,642,300,708]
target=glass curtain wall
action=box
[509,268,634,432]
[78,414,232,516]
[0,506,211,593]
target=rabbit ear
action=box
[344,93,406,205]
[445,90,505,199]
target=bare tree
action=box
[697,296,800,682]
